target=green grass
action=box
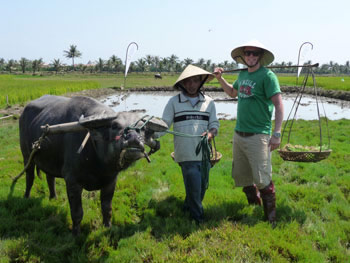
[0,117,349,262]
[1,73,350,109]
[0,75,100,108]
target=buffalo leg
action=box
[65,179,83,235]
[46,174,57,199]
[24,163,35,198]
[100,178,117,227]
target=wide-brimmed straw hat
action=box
[231,40,274,66]
[174,65,214,90]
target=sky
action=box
[1,0,349,66]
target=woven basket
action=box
[171,151,222,166]
[278,149,332,162]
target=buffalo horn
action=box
[143,117,168,132]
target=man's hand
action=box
[202,131,215,142]
[269,136,280,151]
[214,67,224,80]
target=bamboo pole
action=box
[220,63,319,73]
[0,115,13,120]
[40,122,85,134]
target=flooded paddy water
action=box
[102,91,350,120]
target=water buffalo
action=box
[19,95,167,235]
[154,73,162,79]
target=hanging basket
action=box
[170,151,222,166]
[278,149,332,162]
[280,66,332,163]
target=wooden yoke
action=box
[41,122,85,135]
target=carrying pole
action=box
[220,63,319,74]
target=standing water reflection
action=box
[102,91,350,120]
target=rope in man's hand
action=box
[166,129,215,189]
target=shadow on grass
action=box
[0,194,307,262]
[0,196,91,262]
[96,195,308,244]
[142,196,306,239]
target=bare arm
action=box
[214,68,238,98]
[269,93,284,151]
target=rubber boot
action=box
[260,181,276,226]
[242,185,262,206]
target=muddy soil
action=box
[1,86,350,118]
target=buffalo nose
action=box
[123,130,144,151]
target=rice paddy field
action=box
[0,73,349,262]
[1,73,350,108]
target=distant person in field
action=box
[214,40,284,226]
[162,65,219,224]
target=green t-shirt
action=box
[233,67,280,135]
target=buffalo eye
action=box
[111,122,122,131]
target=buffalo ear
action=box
[79,112,119,129]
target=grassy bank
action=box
[0,118,349,262]
[0,75,100,108]
[1,73,350,108]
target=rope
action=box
[165,129,214,189]
[124,115,153,135]
[195,133,212,189]
[12,129,49,183]
[10,128,50,197]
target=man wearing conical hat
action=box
[162,64,219,224]
[214,40,284,225]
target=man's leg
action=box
[242,184,262,206]
[180,161,205,223]
[260,181,276,225]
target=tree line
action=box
[1,44,349,75]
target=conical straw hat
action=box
[174,65,214,89]
[231,40,274,66]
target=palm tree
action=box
[168,54,179,72]
[345,61,350,74]
[106,59,112,73]
[52,59,62,74]
[6,59,16,73]
[96,58,104,73]
[204,59,212,71]
[196,58,205,68]
[145,55,153,71]
[0,58,4,71]
[63,45,82,70]
[222,60,230,70]
[161,57,169,72]
[136,58,146,72]
[158,60,164,74]
[128,62,136,73]
[175,62,183,73]
[183,58,194,67]
[19,57,28,73]
[109,55,123,73]
[36,58,43,72]
[32,59,39,75]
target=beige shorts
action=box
[232,132,272,189]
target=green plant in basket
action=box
[278,143,332,162]
[282,143,330,152]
